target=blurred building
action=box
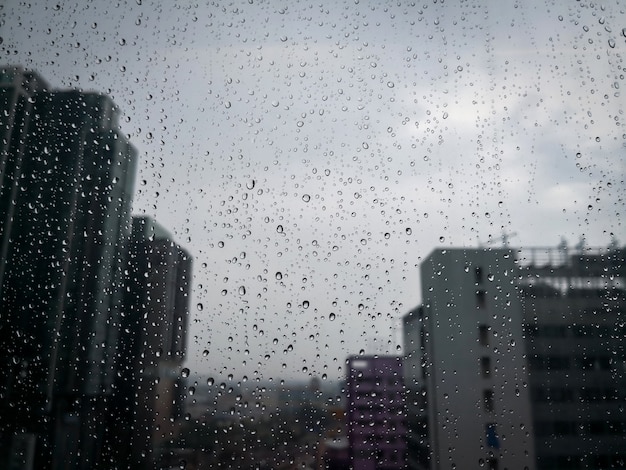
[402,306,428,470]
[517,246,626,469]
[317,437,349,470]
[345,355,406,470]
[111,216,192,470]
[403,245,626,470]
[0,66,137,469]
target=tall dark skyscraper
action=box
[112,216,192,469]
[0,66,138,469]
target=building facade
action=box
[111,216,192,470]
[518,246,626,469]
[402,306,428,470]
[346,355,407,470]
[404,246,626,470]
[404,248,536,470]
[0,66,137,469]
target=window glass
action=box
[1,1,624,469]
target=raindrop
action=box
[246,180,256,190]
[329,313,336,321]
[303,300,310,309]
[181,368,190,378]
[207,377,214,386]
[202,350,209,357]
[275,272,283,280]
[238,286,246,295]
[439,236,445,243]
[302,194,311,202]
[387,81,395,88]
[406,227,412,235]
[196,303,203,311]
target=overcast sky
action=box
[3,0,624,383]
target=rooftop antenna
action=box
[501,230,518,248]
[575,235,586,253]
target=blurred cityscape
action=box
[0,68,624,470]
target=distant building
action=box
[346,355,407,470]
[317,437,349,470]
[518,246,625,469]
[112,216,192,470]
[0,66,137,469]
[402,306,428,470]
[403,246,626,470]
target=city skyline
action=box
[3,1,624,383]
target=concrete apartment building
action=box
[346,355,407,470]
[403,249,535,470]
[403,246,626,470]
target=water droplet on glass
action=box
[302,194,311,202]
[181,368,190,378]
[196,303,203,311]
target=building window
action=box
[483,389,494,412]
[480,357,491,377]
[485,423,500,449]
[476,290,487,309]
[478,325,489,346]
[480,356,491,377]
[475,266,484,284]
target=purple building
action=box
[346,356,407,469]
